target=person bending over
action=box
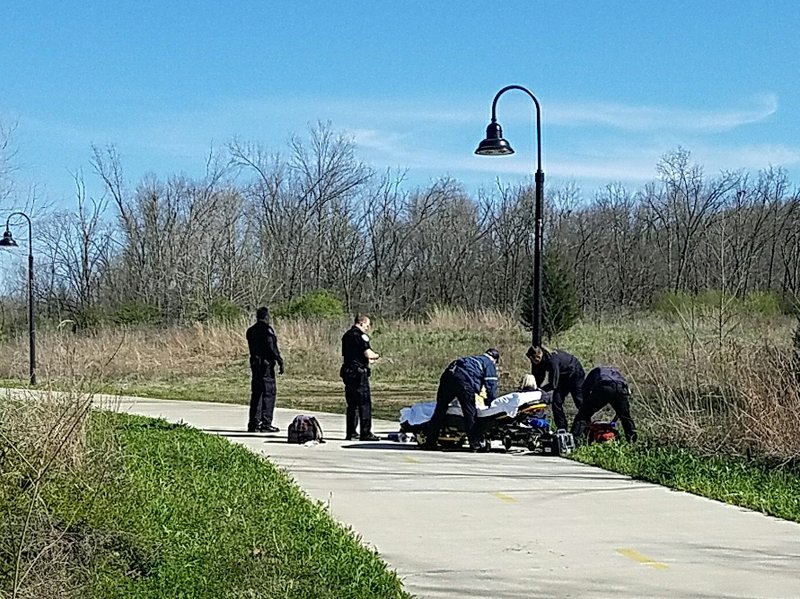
[526,345,585,431]
[571,366,637,444]
[424,349,500,451]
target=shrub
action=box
[652,289,784,318]
[74,306,106,331]
[793,318,800,385]
[274,290,345,320]
[780,293,800,316]
[196,297,243,323]
[651,290,693,317]
[112,301,160,326]
[743,291,781,316]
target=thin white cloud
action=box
[686,143,800,173]
[348,128,410,155]
[365,148,661,183]
[12,91,798,197]
[355,135,800,187]
[546,93,778,133]
[238,93,781,134]
[18,92,781,159]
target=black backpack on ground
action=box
[287,415,325,444]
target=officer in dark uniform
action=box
[424,349,500,451]
[340,314,380,441]
[246,306,284,433]
[526,345,585,431]
[571,365,637,443]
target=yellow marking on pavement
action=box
[492,492,518,503]
[402,456,421,464]
[616,548,669,570]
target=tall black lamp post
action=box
[475,84,544,348]
[0,212,36,385]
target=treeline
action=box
[1,123,799,330]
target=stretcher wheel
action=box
[415,431,428,447]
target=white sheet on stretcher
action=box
[399,390,544,426]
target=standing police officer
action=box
[340,315,380,441]
[571,366,637,443]
[246,306,284,433]
[424,349,500,451]
[526,345,585,431]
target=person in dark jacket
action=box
[246,307,284,433]
[526,345,585,431]
[340,315,381,441]
[571,366,637,443]
[424,349,500,451]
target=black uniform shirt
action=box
[342,326,371,368]
[246,321,283,367]
[535,350,582,390]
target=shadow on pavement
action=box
[341,442,420,451]
[208,431,282,439]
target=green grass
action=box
[0,369,436,422]
[109,372,432,422]
[572,440,800,523]
[44,412,411,599]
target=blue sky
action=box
[1,0,799,208]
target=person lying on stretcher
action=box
[399,374,549,431]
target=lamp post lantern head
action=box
[0,229,17,247]
[475,120,515,156]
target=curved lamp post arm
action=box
[489,85,543,174]
[5,212,33,257]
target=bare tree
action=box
[36,172,114,320]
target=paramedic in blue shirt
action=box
[423,349,500,451]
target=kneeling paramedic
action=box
[425,349,500,451]
[571,366,637,444]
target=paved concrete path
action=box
[107,397,800,598]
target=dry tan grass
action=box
[1,385,116,598]
[1,321,247,381]
[1,308,798,461]
[394,305,518,333]
[0,310,523,384]
[591,316,800,461]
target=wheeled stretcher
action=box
[399,390,556,452]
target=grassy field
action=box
[2,307,799,595]
[0,306,797,432]
[573,440,800,523]
[0,308,535,421]
[0,392,411,598]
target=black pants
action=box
[426,370,481,449]
[571,382,637,442]
[551,372,585,431]
[249,363,276,429]
[344,369,372,439]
